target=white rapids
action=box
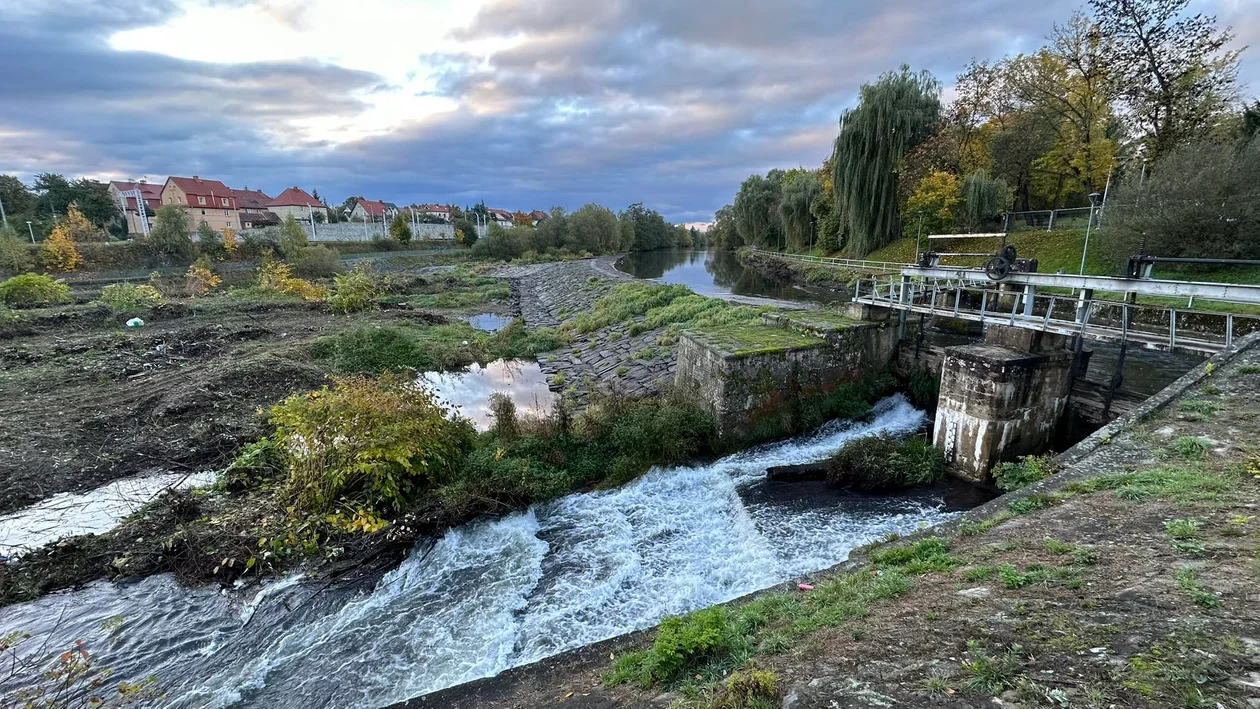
[0,395,957,708]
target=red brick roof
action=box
[488,208,512,220]
[166,176,237,209]
[356,199,388,217]
[420,204,450,213]
[231,188,273,211]
[110,181,163,212]
[269,187,325,209]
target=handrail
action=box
[745,246,907,273]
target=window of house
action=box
[201,209,206,215]
[198,196,206,205]
[222,198,229,206]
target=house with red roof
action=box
[487,208,514,228]
[268,187,327,223]
[348,198,396,222]
[108,180,163,236]
[161,176,240,232]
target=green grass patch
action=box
[1168,436,1210,461]
[868,537,961,574]
[312,319,568,374]
[826,435,945,491]
[962,640,1026,694]
[1066,464,1236,506]
[1173,568,1219,608]
[992,455,1059,492]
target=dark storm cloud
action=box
[0,0,1256,222]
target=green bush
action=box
[290,245,343,279]
[0,273,71,307]
[269,373,475,515]
[992,454,1059,491]
[470,223,525,260]
[327,267,377,313]
[0,234,34,274]
[826,434,944,491]
[312,324,480,373]
[217,437,284,492]
[609,607,741,687]
[100,282,163,310]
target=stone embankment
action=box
[491,258,675,398]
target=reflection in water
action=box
[0,471,215,559]
[615,249,847,303]
[466,313,513,332]
[1084,342,1203,396]
[420,359,555,430]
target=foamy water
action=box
[1,396,955,708]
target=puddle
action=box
[467,313,513,332]
[419,359,555,430]
[0,471,215,559]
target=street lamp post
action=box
[26,221,35,244]
[1079,192,1101,276]
[913,210,925,264]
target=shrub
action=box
[185,257,221,296]
[147,205,194,261]
[222,226,239,256]
[277,215,308,256]
[269,373,476,516]
[256,258,325,301]
[992,454,1059,491]
[0,234,33,273]
[290,245,344,279]
[100,282,163,310]
[312,324,480,373]
[40,225,80,272]
[471,223,525,260]
[0,273,71,306]
[218,437,284,492]
[196,220,222,257]
[488,392,519,440]
[609,607,740,687]
[240,227,281,260]
[327,266,376,313]
[826,435,944,491]
[715,670,778,708]
[390,213,412,244]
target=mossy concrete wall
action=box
[933,344,1075,483]
[674,313,897,441]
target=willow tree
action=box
[778,171,822,251]
[963,170,1010,230]
[832,66,941,255]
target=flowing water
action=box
[0,396,961,708]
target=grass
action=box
[962,640,1026,694]
[1168,436,1210,460]
[571,282,770,339]
[1173,568,1220,608]
[1066,464,1237,507]
[311,319,567,374]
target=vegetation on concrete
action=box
[825,434,945,491]
[992,454,1060,491]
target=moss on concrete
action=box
[689,321,822,356]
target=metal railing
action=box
[746,247,907,274]
[854,274,1260,354]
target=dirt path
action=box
[399,337,1260,709]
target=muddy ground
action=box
[0,272,513,516]
[402,339,1260,708]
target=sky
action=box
[1,0,1257,223]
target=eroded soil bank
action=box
[398,336,1260,708]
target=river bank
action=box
[398,334,1260,709]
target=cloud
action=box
[0,0,1257,222]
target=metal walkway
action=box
[853,266,1260,355]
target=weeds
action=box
[1178,400,1220,421]
[0,273,71,307]
[826,435,945,491]
[962,640,1025,694]
[992,455,1059,491]
[868,537,961,574]
[100,282,163,310]
[1067,464,1235,506]
[1172,568,1219,608]
[1163,518,1204,540]
[1168,436,1209,460]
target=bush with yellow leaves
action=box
[256,257,325,301]
[40,226,80,273]
[185,257,222,296]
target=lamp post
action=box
[1079,192,1101,276]
[913,210,925,264]
[26,221,35,244]
[0,193,7,229]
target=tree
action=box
[708,204,740,249]
[534,207,569,251]
[622,202,671,251]
[58,203,104,242]
[1107,136,1260,260]
[778,171,822,251]
[832,66,942,255]
[1091,0,1241,159]
[148,205,194,260]
[904,171,962,237]
[454,218,478,247]
[196,220,222,255]
[962,171,1011,230]
[278,214,308,255]
[512,211,533,228]
[471,222,525,260]
[733,173,783,248]
[41,223,80,272]
[566,204,619,254]
[0,175,33,218]
[390,212,412,244]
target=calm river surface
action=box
[614,248,848,303]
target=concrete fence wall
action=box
[238,221,460,242]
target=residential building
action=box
[487,208,514,228]
[349,199,396,222]
[161,176,239,232]
[268,187,327,223]
[108,180,163,236]
[419,204,451,222]
[231,188,277,230]
[528,209,550,226]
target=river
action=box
[614,248,848,303]
[0,396,963,708]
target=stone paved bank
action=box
[491,258,675,398]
